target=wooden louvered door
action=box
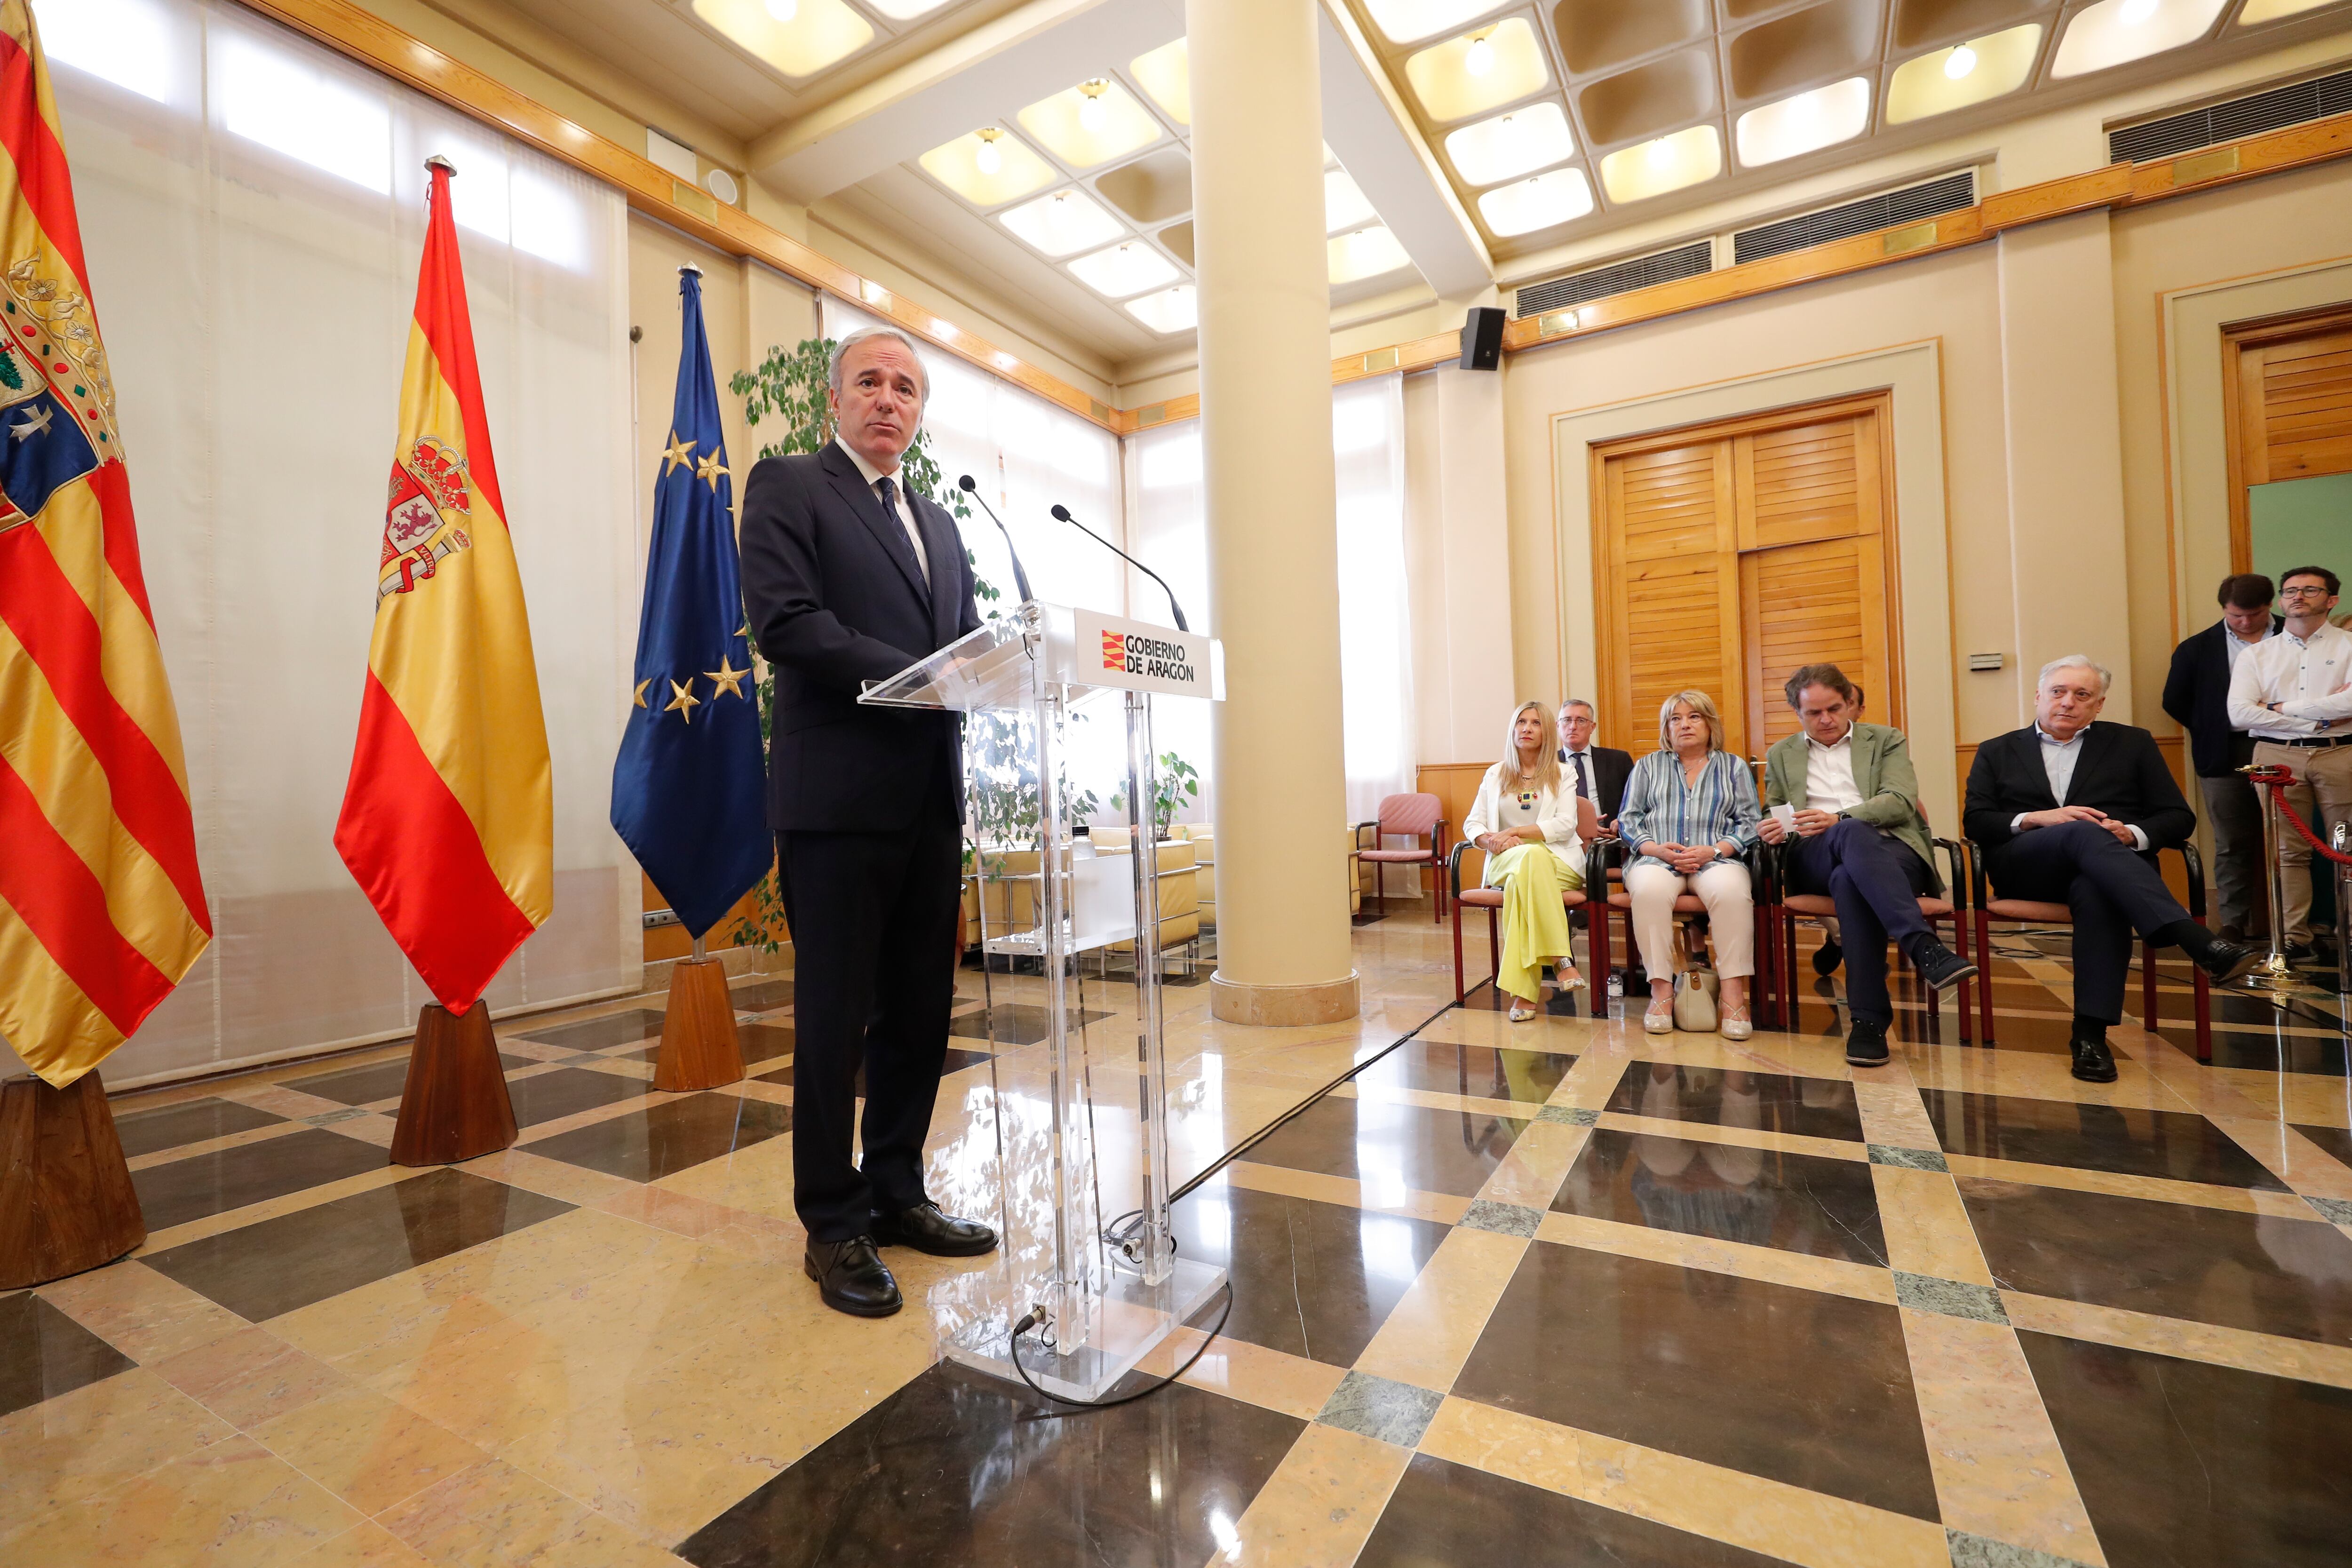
[1593,393,1899,763]
[2225,304,2352,569]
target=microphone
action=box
[955,474,1034,605]
[1050,503,1188,633]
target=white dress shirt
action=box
[1560,746,1597,804]
[2015,725,2146,850]
[2226,621,2352,740]
[1801,727,1863,813]
[834,437,929,586]
[2225,624,2266,673]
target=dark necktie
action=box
[1571,752,1591,801]
[876,476,925,586]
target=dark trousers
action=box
[1986,819,2190,1026]
[1785,819,1935,1026]
[2197,772,2265,937]
[775,816,963,1242]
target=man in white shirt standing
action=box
[2227,564,2352,969]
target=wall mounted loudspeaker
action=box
[1458,307,1505,372]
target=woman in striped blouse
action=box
[1616,691,1762,1039]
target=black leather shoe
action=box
[1844,1017,1889,1067]
[2196,939,2264,986]
[2069,1034,2118,1084]
[804,1236,901,1318]
[1910,939,1978,992]
[1813,939,1843,977]
[870,1201,999,1258]
[2216,923,2246,945]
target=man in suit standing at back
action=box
[1965,656,2261,1083]
[2160,573,2280,942]
[1757,664,1976,1069]
[739,326,997,1318]
[1557,699,1631,834]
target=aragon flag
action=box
[335,158,550,1012]
[610,267,767,939]
[0,1,209,1088]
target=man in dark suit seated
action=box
[2159,573,2281,942]
[1556,698,1632,835]
[739,326,997,1318]
[1965,655,2261,1082]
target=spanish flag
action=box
[0,2,208,1088]
[335,158,550,1012]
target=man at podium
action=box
[739,326,998,1317]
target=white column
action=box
[1190,0,1359,1026]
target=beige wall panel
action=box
[2111,160,2352,751]
[1501,251,2003,826]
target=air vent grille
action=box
[2109,69,2352,165]
[1513,241,1712,318]
[1731,171,1975,266]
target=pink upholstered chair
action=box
[1357,794,1448,921]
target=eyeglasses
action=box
[2281,586,2332,598]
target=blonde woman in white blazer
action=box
[1464,701,1588,1021]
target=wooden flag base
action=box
[0,1072,146,1290]
[652,958,744,1092]
[389,1004,517,1168]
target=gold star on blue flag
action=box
[609,268,768,939]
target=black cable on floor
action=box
[1166,986,1468,1206]
[1008,1281,1234,1411]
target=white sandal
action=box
[1719,1006,1752,1042]
[1509,999,1537,1022]
[1643,998,1675,1035]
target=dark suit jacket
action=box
[1962,722,2197,864]
[1558,745,1633,821]
[2160,616,2284,779]
[738,443,981,833]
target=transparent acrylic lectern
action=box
[860,599,1226,1401]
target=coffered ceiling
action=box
[475,0,2352,371]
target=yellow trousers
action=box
[1488,843,1581,1003]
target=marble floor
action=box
[6,907,2352,1567]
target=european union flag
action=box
[610,267,768,939]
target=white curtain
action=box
[1123,377,1415,830]
[9,0,637,1087]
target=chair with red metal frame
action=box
[1586,835,1779,1028]
[1358,794,1448,922]
[1966,839,2214,1062]
[1447,796,1599,1001]
[1762,836,1975,1040]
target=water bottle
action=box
[1605,971,1624,1021]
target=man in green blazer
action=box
[1758,664,1976,1066]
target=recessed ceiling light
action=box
[1944,45,1977,80]
[1404,17,1547,122]
[1476,167,1593,237]
[997,187,1126,257]
[1327,224,1413,284]
[1068,240,1181,299]
[1325,168,1377,234]
[1445,102,1575,186]
[2052,0,2228,77]
[865,0,953,16]
[1598,125,1721,203]
[1363,0,1507,47]
[1017,77,1161,169]
[2240,0,2339,20]
[1736,78,1871,167]
[1888,25,2041,124]
[917,127,1056,206]
[1130,38,1189,125]
[691,0,872,79]
[764,0,795,19]
[1127,285,1197,334]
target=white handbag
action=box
[1673,968,1719,1033]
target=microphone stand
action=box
[955,474,1035,604]
[1050,503,1188,632]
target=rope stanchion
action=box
[2247,764,2352,998]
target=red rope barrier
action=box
[2249,765,2352,867]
